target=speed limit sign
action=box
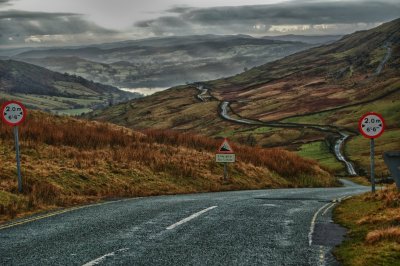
[358,112,385,139]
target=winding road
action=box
[375,42,392,76]
[219,100,357,176]
[195,84,213,102]
[0,180,368,265]
[195,39,394,176]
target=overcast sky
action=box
[1,0,399,48]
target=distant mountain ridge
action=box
[11,34,315,88]
[261,34,342,44]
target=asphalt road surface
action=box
[0,180,368,265]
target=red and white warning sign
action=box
[1,100,26,127]
[217,138,234,154]
[358,112,385,139]
[216,138,235,163]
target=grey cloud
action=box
[135,16,191,36]
[0,0,11,5]
[0,10,78,19]
[0,10,117,46]
[166,6,194,14]
[186,1,400,24]
[135,0,400,36]
[156,16,188,28]
[136,16,188,28]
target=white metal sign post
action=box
[216,139,235,181]
[358,112,385,193]
[1,101,27,193]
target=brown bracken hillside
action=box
[0,110,336,222]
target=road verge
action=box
[333,185,400,265]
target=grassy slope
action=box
[0,60,136,114]
[334,186,400,266]
[283,88,400,176]
[90,86,253,138]
[0,110,337,222]
[297,141,345,174]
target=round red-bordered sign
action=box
[1,100,27,126]
[358,112,385,139]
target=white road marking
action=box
[322,202,336,216]
[0,198,141,231]
[322,195,352,216]
[166,206,217,230]
[262,203,278,207]
[308,202,331,246]
[318,245,326,266]
[82,248,129,266]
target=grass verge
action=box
[333,185,400,266]
[0,110,337,223]
[296,141,345,174]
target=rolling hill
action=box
[91,18,400,177]
[0,108,335,222]
[11,35,314,88]
[0,60,138,114]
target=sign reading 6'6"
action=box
[1,101,26,126]
[358,112,385,139]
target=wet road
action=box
[219,101,357,176]
[0,180,368,265]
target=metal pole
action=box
[370,138,375,193]
[14,126,22,193]
[224,162,228,181]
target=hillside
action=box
[12,35,313,88]
[0,109,336,222]
[91,18,400,177]
[0,60,138,114]
[210,18,400,121]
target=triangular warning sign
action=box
[217,139,234,154]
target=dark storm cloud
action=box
[135,16,191,36]
[135,0,400,36]
[166,6,194,14]
[0,0,11,5]
[0,10,117,45]
[183,1,400,25]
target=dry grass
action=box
[366,227,400,244]
[0,109,336,222]
[334,184,400,265]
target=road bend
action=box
[219,101,357,176]
[375,42,392,76]
[0,181,368,265]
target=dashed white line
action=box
[318,245,326,266]
[82,248,129,266]
[166,206,218,230]
[262,203,278,207]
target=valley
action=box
[92,19,400,177]
[10,35,314,89]
[0,0,399,264]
